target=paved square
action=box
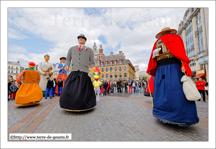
[8,93,208,141]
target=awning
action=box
[194,73,206,78]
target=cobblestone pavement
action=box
[8,93,208,141]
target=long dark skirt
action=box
[153,58,199,126]
[59,71,96,111]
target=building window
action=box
[110,61,113,64]
[124,73,127,77]
[124,66,127,71]
[16,67,18,69]
[8,66,10,69]
[110,67,112,72]
[102,74,104,78]
[11,70,13,73]
[115,67,117,71]
[119,73,122,78]
[200,64,206,69]
[106,74,108,78]
[110,74,113,78]
[16,71,18,74]
[8,70,10,73]
[185,21,195,58]
[114,61,117,64]
[119,66,121,71]
[106,68,108,72]
[184,10,191,22]
[102,68,104,72]
[115,73,117,78]
[196,12,204,53]
[11,66,13,69]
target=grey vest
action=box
[66,45,95,73]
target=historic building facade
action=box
[134,65,139,80]
[90,43,136,81]
[178,8,208,81]
[8,61,21,79]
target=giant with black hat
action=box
[77,34,87,41]
[59,34,96,112]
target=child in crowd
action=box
[110,83,114,94]
[93,78,102,101]
[9,81,17,100]
[100,85,104,96]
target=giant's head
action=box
[44,54,50,62]
[77,34,87,45]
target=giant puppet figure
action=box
[38,54,54,96]
[15,62,43,106]
[54,57,68,95]
[146,27,199,126]
[60,34,96,112]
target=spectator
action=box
[110,83,114,94]
[8,79,11,101]
[9,81,17,100]
[45,77,53,99]
[120,80,124,93]
[135,80,139,93]
[128,80,133,93]
[57,78,63,96]
[124,80,128,93]
[132,81,136,93]
[52,78,56,97]
[103,80,108,95]
[203,79,208,99]
[196,78,206,102]
[113,81,117,93]
[100,85,104,96]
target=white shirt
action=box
[55,63,66,72]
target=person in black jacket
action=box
[8,79,11,101]
[45,77,53,99]
[57,78,63,96]
[103,80,108,95]
[124,80,128,93]
[117,79,121,93]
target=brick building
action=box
[90,43,136,81]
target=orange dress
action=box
[15,70,43,105]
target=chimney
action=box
[110,52,113,55]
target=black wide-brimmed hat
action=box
[77,34,87,41]
[60,57,66,60]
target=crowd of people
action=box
[8,76,209,102]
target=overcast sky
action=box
[8,8,188,70]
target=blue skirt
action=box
[153,59,199,126]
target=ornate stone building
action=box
[90,43,136,81]
[178,8,208,81]
[8,61,21,79]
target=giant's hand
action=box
[181,65,186,73]
[42,72,46,75]
[65,66,69,71]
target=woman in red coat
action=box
[196,78,206,102]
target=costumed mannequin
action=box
[54,57,68,95]
[144,75,154,97]
[15,62,43,106]
[60,34,96,112]
[89,67,103,101]
[146,27,199,126]
[38,54,54,96]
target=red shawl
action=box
[146,34,193,76]
[147,75,154,93]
